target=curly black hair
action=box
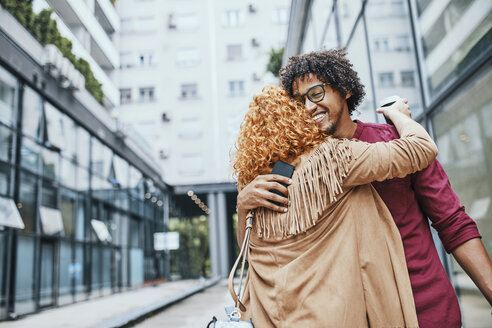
[279,48,365,115]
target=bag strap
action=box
[228,210,254,317]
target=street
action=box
[135,280,232,328]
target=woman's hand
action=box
[237,174,292,213]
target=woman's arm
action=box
[343,108,438,187]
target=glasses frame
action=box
[295,83,326,103]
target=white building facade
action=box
[117,0,290,186]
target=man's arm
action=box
[452,238,492,306]
[411,160,491,304]
[236,174,291,246]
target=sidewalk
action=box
[1,278,220,328]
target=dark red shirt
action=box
[353,120,481,328]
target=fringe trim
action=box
[256,138,354,239]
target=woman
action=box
[232,86,438,327]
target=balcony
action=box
[47,0,119,70]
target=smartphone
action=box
[269,160,295,206]
[379,95,401,125]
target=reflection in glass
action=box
[18,172,37,232]
[15,234,35,315]
[41,179,57,209]
[91,137,112,179]
[77,127,90,168]
[60,157,76,189]
[74,243,85,300]
[44,102,65,152]
[76,166,90,193]
[0,66,17,126]
[58,240,72,305]
[0,162,10,196]
[419,1,491,98]
[365,0,424,117]
[42,148,59,180]
[432,68,492,326]
[22,87,43,140]
[61,194,75,237]
[75,197,85,241]
[0,124,13,163]
[39,241,54,307]
[346,19,377,123]
[20,137,41,173]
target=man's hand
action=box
[237,174,292,213]
[377,98,411,118]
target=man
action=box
[236,49,492,328]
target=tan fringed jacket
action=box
[240,120,438,328]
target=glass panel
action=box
[58,240,72,306]
[61,194,75,237]
[102,247,111,295]
[0,162,10,196]
[346,20,377,123]
[0,124,14,163]
[21,87,43,140]
[113,155,128,188]
[44,102,65,152]
[39,241,54,307]
[77,127,90,168]
[14,234,35,315]
[129,166,143,199]
[20,137,41,173]
[76,166,90,193]
[129,218,140,247]
[0,66,17,126]
[129,248,143,287]
[60,158,76,189]
[41,179,57,209]
[338,0,363,46]
[18,172,37,232]
[431,68,492,326]
[0,232,6,319]
[91,174,113,202]
[418,0,492,98]
[75,197,85,241]
[42,148,60,180]
[91,137,111,179]
[63,115,76,160]
[74,243,85,301]
[91,245,101,292]
[365,0,424,117]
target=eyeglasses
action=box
[294,83,326,104]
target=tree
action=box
[266,47,284,77]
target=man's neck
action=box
[332,115,357,139]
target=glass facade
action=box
[0,62,169,320]
[294,0,492,326]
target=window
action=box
[180,84,198,99]
[0,125,13,163]
[227,44,243,60]
[228,80,245,96]
[394,35,411,52]
[273,8,289,24]
[138,51,154,66]
[223,10,244,26]
[0,66,17,126]
[401,71,415,87]
[389,0,405,15]
[120,88,132,104]
[179,119,202,138]
[177,48,199,67]
[138,87,155,102]
[175,13,199,31]
[119,52,134,68]
[378,72,395,88]
[136,17,157,32]
[373,37,390,52]
[22,86,43,140]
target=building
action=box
[116,0,290,186]
[116,0,290,277]
[0,0,170,320]
[285,0,492,326]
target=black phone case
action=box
[269,160,294,206]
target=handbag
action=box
[206,211,255,328]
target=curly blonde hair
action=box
[232,85,326,187]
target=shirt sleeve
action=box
[411,160,481,253]
[342,120,438,187]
